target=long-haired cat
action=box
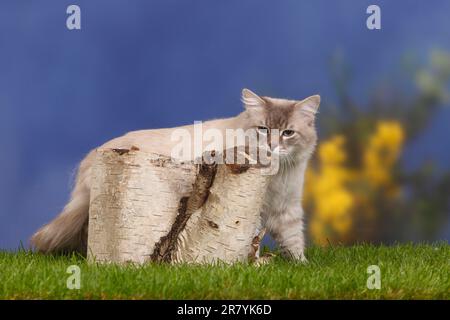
[30,89,320,260]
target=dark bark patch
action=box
[112,148,130,155]
[150,163,218,263]
[150,197,189,263]
[207,220,219,229]
[226,163,250,174]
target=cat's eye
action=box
[256,126,269,135]
[281,130,295,138]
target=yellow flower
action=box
[363,121,404,186]
[332,211,352,235]
[319,135,347,166]
[315,188,354,222]
[305,134,356,244]
[306,121,405,245]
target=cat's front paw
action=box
[299,254,308,263]
[283,250,308,263]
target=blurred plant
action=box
[305,49,450,245]
[305,135,354,245]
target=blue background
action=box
[1,0,449,250]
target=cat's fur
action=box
[30,89,320,260]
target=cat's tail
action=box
[30,151,95,255]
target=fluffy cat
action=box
[242,90,319,261]
[30,89,320,260]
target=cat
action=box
[30,89,320,260]
[241,90,319,261]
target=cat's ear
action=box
[295,94,320,116]
[241,88,266,109]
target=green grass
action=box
[0,243,449,299]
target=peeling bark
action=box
[150,163,217,263]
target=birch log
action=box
[87,147,270,264]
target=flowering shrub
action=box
[304,50,450,245]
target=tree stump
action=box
[87,147,271,264]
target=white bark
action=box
[87,148,270,264]
[173,165,269,263]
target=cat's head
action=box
[240,88,320,162]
